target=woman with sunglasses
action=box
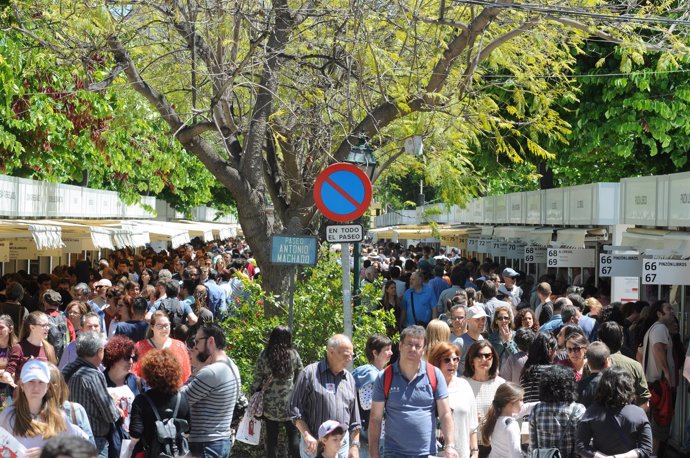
[487,305,518,369]
[556,333,589,382]
[429,341,479,458]
[462,341,505,458]
[104,335,140,456]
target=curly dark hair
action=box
[464,340,499,379]
[514,308,539,333]
[141,349,182,394]
[594,366,636,410]
[539,365,577,403]
[102,335,136,370]
[266,326,294,379]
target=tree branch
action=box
[87,61,128,91]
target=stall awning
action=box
[90,227,116,250]
[622,228,690,255]
[29,225,65,250]
[556,228,609,248]
[492,226,532,240]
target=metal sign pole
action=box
[342,242,353,339]
[288,265,296,331]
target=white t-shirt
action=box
[435,376,478,458]
[642,321,676,386]
[488,416,522,458]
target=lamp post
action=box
[345,135,377,306]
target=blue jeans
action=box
[94,436,109,458]
[189,438,232,458]
[299,432,349,458]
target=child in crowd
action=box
[481,382,536,458]
[316,420,346,458]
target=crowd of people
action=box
[0,241,253,457]
[0,239,688,458]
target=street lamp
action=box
[344,135,377,307]
[345,135,378,180]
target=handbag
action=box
[247,374,271,418]
[643,324,675,426]
[235,415,261,446]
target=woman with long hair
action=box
[0,314,20,404]
[520,332,557,402]
[0,359,82,453]
[425,319,451,360]
[129,349,191,458]
[381,280,401,330]
[138,268,156,290]
[576,367,652,457]
[132,311,191,386]
[17,311,57,376]
[481,382,535,457]
[429,341,478,458]
[462,341,506,457]
[250,325,304,458]
[514,308,539,333]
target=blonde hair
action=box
[425,319,450,359]
[584,297,603,314]
[12,363,67,439]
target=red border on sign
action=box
[313,163,373,223]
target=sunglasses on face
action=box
[443,356,460,364]
[566,346,585,353]
[475,353,493,360]
[122,354,138,363]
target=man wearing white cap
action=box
[498,268,522,307]
[456,305,487,376]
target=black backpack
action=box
[158,298,186,330]
[142,392,190,458]
[46,312,68,361]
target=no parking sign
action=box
[313,163,372,222]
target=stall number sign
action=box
[491,241,508,258]
[524,246,547,264]
[599,254,642,277]
[641,259,690,285]
[477,238,492,254]
[467,238,478,251]
[546,248,596,268]
[507,243,526,260]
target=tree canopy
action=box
[5,0,688,297]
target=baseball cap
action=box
[20,359,50,384]
[42,289,63,308]
[318,420,346,440]
[502,268,519,278]
[94,279,112,288]
[467,305,488,319]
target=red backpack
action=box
[383,362,438,401]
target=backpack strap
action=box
[383,364,393,401]
[383,362,437,402]
[425,362,437,394]
[142,392,163,422]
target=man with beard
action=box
[182,323,240,458]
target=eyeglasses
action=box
[154,323,171,329]
[68,311,82,317]
[32,323,51,328]
[187,336,208,349]
[495,316,511,321]
[474,353,493,360]
[443,356,460,364]
[451,316,465,321]
[95,286,105,289]
[566,346,585,353]
[123,354,138,363]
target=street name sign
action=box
[270,235,318,266]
